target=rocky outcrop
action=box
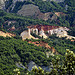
[17,4,52,20]
[17,4,40,16]
[36,12,53,21]
[0,31,16,37]
[27,25,73,39]
[28,41,58,54]
[8,26,16,31]
[3,0,65,21]
[17,4,66,21]
[55,12,66,17]
[0,0,6,9]
[20,29,37,40]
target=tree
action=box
[30,49,75,75]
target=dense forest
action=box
[0,36,75,75]
[0,37,49,74]
[0,0,75,75]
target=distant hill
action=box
[17,4,40,16]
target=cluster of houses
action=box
[20,25,75,40]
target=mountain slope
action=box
[0,31,16,37]
[17,4,40,16]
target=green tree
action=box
[30,49,75,75]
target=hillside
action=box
[0,31,16,37]
[4,0,65,13]
[17,4,40,16]
[0,37,55,74]
[28,41,58,54]
[0,0,75,75]
[0,0,64,10]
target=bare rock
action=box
[17,4,40,16]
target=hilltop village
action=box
[20,25,75,40]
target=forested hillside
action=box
[0,36,75,75]
[0,37,49,74]
[0,0,75,75]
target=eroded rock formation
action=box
[0,31,16,37]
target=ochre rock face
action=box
[55,12,66,17]
[28,25,59,31]
[9,26,16,31]
[0,31,16,37]
[28,41,51,48]
[28,41,58,54]
[20,30,36,40]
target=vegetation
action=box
[31,33,42,39]
[33,0,64,13]
[27,35,75,55]
[12,1,33,13]
[5,0,13,9]
[5,0,65,13]
[28,49,75,75]
[0,36,75,75]
[0,37,51,74]
[0,9,74,36]
[0,0,75,75]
